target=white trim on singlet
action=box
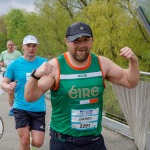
[60,71,102,80]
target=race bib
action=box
[71,108,99,130]
[26,73,31,81]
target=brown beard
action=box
[72,49,89,62]
[75,53,89,62]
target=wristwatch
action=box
[31,70,41,80]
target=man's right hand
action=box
[6,81,17,91]
[35,62,53,78]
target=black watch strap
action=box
[31,70,41,80]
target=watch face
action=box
[0,117,4,139]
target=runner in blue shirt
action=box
[1,35,47,150]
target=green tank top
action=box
[50,53,105,137]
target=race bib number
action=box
[71,108,99,130]
[26,73,31,81]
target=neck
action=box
[23,55,36,62]
[7,49,13,53]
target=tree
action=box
[75,0,150,71]
[1,0,150,71]
[33,0,74,58]
[5,9,28,50]
[34,0,150,71]
[0,16,7,52]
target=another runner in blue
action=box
[1,35,47,150]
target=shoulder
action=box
[48,58,58,77]
[12,57,22,64]
[99,56,112,64]
[90,53,100,61]
[14,50,22,55]
[36,56,48,62]
[48,54,64,66]
[90,52,97,57]
[99,56,115,77]
[1,50,7,55]
[49,57,58,68]
[56,53,65,61]
[8,57,23,69]
[15,50,21,53]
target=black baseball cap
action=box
[66,22,93,42]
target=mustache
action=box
[76,46,87,51]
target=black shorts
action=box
[13,108,46,132]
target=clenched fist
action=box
[34,62,53,78]
[120,46,138,62]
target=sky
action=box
[0,0,36,15]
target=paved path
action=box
[0,92,50,150]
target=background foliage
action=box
[0,0,150,120]
[0,0,149,70]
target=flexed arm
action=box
[101,46,140,88]
[25,61,55,102]
[120,46,139,87]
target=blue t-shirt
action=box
[4,56,47,112]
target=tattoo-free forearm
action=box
[126,59,140,88]
[1,82,10,91]
[25,78,43,102]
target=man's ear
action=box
[64,38,69,46]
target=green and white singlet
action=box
[50,53,105,137]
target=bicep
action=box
[106,64,126,85]
[101,56,127,85]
